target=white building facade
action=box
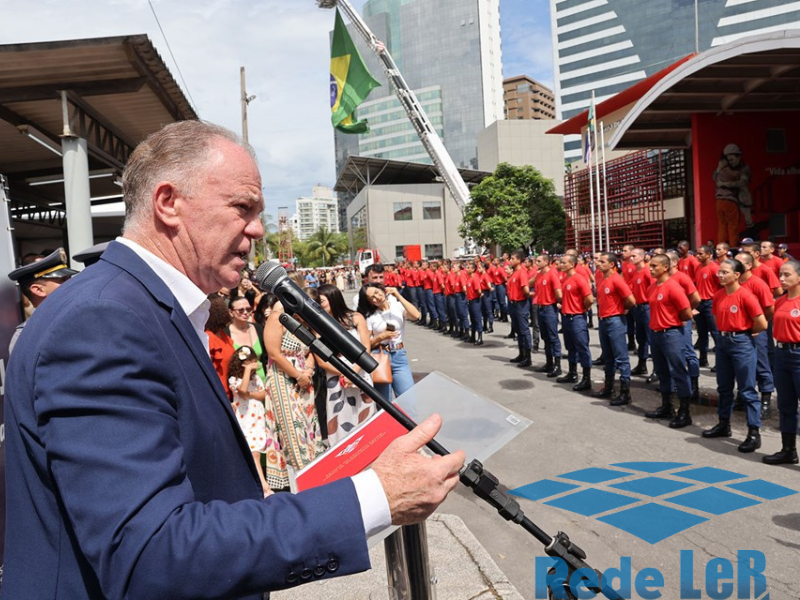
[294,185,340,241]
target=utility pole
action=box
[241,66,258,266]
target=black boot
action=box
[487,323,494,333]
[710,365,716,373]
[631,360,647,376]
[588,316,594,329]
[535,357,553,373]
[610,380,631,406]
[646,372,659,385]
[699,351,708,367]
[450,325,460,338]
[474,332,484,346]
[702,419,732,438]
[762,433,799,465]
[669,397,692,429]
[517,348,532,368]
[645,393,674,419]
[627,340,637,353]
[505,330,516,340]
[573,368,592,392]
[510,345,525,363]
[556,364,578,384]
[466,329,475,343]
[760,393,772,420]
[547,358,563,378]
[691,376,700,403]
[738,427,761,453]
[592,355,605,366]
[592,376,615,398]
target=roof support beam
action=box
[0,77,147,103]
[123,40,183,121]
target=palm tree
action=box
[307,226,346,267]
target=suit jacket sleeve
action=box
[33,297,370,599]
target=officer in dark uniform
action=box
[8,248,78,353]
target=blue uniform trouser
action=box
[632,303,651,362]
[509,300,532,351]
[695,299,718,354]
[407,287,420,311]
[599,315,631,382]
[480,291,494,327]
[434,293,446,325]
[424,288,437,321]
[529,303,540,349]
[417,288,428,322]
[562,313,592,369]
[455,292,469,329]
[754,330,775,393]
[468,298,483,333]
[446,294,457,326]
[651,327,692,399]
[683,319,700,378]
[538,304,562,359]
[774,346,800,434]
[716,333,760,427]
[494,284,508,319]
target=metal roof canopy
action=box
[334,155,490,196]
[0,35,197,242]
[608,30,800,151]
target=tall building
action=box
[294,185,339,242]
[503,75,556,120]
[334,0,504,226]
[550,0,800,160]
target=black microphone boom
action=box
[254,261,378,372]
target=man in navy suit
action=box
[4,120,464,599]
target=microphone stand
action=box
[280,313,621,600]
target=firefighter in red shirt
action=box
[759,241,783,277]
[524,257,540,353]
[556,255,594,391]
[432,260,447,332]
[666,250,701,405]
[507,250,533,368]
[621,244,638,351]
[736,252,775,419]
[490,257,509,322]
[763,259,800,465]
[630,249,653,378]
[703,258,768,452]
[465,261,484,345]
[644,254,694,428]
[477,261,495,334]
[694,245,721,367]
[677,240,700,280]
[532,254,562,376]
[592,252,635,405]
[444,262,458,336]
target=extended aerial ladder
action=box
[316,0,472,211]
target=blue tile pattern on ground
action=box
[668,487,761,515]
[725,479,799,501]
[508,479,580,502]
[610,462,691,473]
[608,477,695,497]
[544,488,638,516]
[556,467,631,484]
[674,467,747,484]
[597,503,708,544]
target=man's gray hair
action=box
[122,120,255,231]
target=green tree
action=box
[460,163,565,254]
[303,226,348,267]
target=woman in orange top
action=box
[205,294,236,399]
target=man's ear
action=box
[27,282,48,302]
[152,181,182,229]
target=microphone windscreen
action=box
[254,260,286,292]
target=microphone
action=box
[254,261,378,372]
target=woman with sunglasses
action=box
[228,296,266,383]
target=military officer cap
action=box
[8,248,78,286]
[73,241,110,267]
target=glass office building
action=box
[551,0,800,160]
[333,0,503,224]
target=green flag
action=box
[330,8,381,134]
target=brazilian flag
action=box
[330,9,381,134]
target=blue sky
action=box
[2,0,553,221]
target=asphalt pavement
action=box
[276,304,799,600]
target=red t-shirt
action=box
[466,272,482,301]
[753,263,780,292]
[506,267,528,302]
[526,266,539,287]
[647,279,690,330]
[457,270,469,293]
[695,261,721,300]
[622,262,637,286]
[597,272,632,318]
[420,269,433,290]
[444,272,456,295]
[558,270,567,283]
[712,286,763,332]
[741,274,775,310]
[773,294,800,343]
[576,264,593,282]
[406,269,419,287]
[480,272,493,292]
[534,268,560,305]
[762,255,783,277]
[631,267,654,305]
[595,269,605,287]
[432,270,444,294]
[678,254,700,280]
[561,273,591,315]
[671,271,697,299]
[489,265,507,285]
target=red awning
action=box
[547,54,696,135]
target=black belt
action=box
[509,299,527,304]
[652,325,682,333]
[636,302,649,306]
[564,313,586,319]
[536,303,556,308]
[719,330,752,338]
[600,314,624,321]
[776,341,800,349]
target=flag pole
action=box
[592,91,603,253]
[600,120,610,251]
[586,127,596,258]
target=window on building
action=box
[516,83,531,94]
[393,202,413,221]
[425,244,443,259]
[422,201,442,220]
[395,245,406,260]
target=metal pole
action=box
[592,94,603,253]
[240,66,249,144]
[587,129,596,257]
[600,122,610,251]
[694,0,700,54]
